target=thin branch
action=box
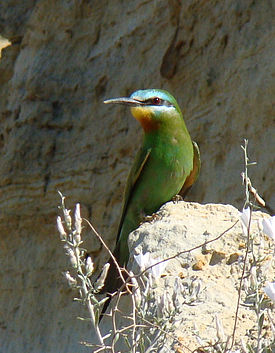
[83,218,128,287]
[135,220,239,280]
[137,314,193,353]
[229,207,252,350]
[130,284,137,353]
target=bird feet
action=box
[172,194,183,203]
[141,212,161,224]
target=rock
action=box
[126,202,274,351]
[0,0,274,260]
[0,1,274,352]
[1,198,274,352]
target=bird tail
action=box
[98,248,129,322]
[99,294,112,323]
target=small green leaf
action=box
[258,312,264,330]
[113,332,120,344]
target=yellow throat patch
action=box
[131,106,159,132]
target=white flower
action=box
[134,252,151,272]
[239,207,251,234]
[85,256,94,276]
[134,252,166,280]
[264,282,275,302]
[74,203,82,244]
[262,216,275,241]
[64,271,77,287]
[57,216,66,240]
[64,245,77,268]
[64,208,72,230]
[239,207,251,228]
[151,259,166,279]
[94,263,110,291]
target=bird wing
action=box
[115,147,152,243]
[179,141,201,198]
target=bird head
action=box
[104,89,182,132]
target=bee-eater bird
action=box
[100,89,200,319]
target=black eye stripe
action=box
[143,98,173,107]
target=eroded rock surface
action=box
[0,1,274,352]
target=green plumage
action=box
[100,89,200,319]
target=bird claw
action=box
[141,212,161,224]
[172,194,183,203]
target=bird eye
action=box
[152,97,161,105]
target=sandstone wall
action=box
[0,1,274,352]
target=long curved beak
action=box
[104,97,145,106]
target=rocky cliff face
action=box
[0,1,274,352]
[126,202,274,352]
